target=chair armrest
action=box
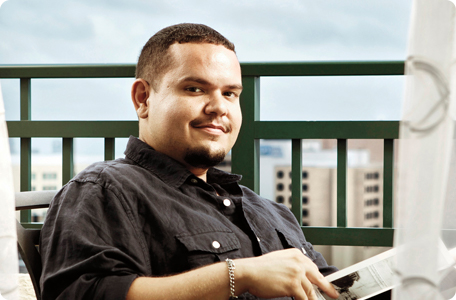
[15,191,56,210]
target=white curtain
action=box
[393,0,456,299]
[0,83,18,299]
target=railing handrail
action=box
[0,61,405,78]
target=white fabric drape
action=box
[0,83,18,299]
[393,0,456,299]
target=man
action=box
[40,23,339,300]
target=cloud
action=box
[0,0,412,125]
[0,0,412,64]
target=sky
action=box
[0,0,413,157]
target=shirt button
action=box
[301,247,307,255]
[212,241,221,249]
[256,236,261,242]
[223,199,231,207]
[190,178,198,184]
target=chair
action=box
[16,190,56,300]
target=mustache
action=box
[190,118,232,133]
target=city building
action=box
[269,139,388,268]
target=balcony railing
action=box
[1,61,404,247]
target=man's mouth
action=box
[190,120,231,134]
[196,124,226,132]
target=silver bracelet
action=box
[225,258,238,299]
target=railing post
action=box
[20,78,31,223]
[62,138,74,185]
[337,139,347,227]
[104,138,115,161]
[383,139,394,228]
[291,139,303,225]
[231,76,260,193]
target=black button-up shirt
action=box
[40,136,337,300]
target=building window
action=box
[276,196,284,204]
[289,184,292,191]
[302,196,308,204]
[302,222,309,226]
[288,196,293,205]
[302,171,308,179]
[302,209,308,217]
[277,171,284,179]
[277,183,284,191]
[365,211,379,220]
[43,186,57,190]
[365,185,380,193]
[302,184,308,192]
[31,173,36,180]
[31,186,36,191]
[365,172,380,180]
[366,199,379,206]
[43,173,57,180]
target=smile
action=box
[194,125,226,135]
[192,121,229,134]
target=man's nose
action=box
[205,92,228,116]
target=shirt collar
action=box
[124,136,242,188]
[207,167,242,185]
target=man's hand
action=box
[235,248,339,300]
[126,248,338,300]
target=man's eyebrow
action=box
[227,84,243,91]
[180,77,243,90]
[180,77,211,85]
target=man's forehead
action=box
[166,42,242,82]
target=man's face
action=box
[139,43,243,171]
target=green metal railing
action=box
[2,61,404,247]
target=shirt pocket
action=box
[176,230,241,270]
[275,228,316,262]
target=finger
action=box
[301,276,318,300]
[293,288,308,300]
[307,272,339,299]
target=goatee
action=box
[184,147,226,169]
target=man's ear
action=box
[131,79,151,119]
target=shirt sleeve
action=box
[304,241,338,276]
[40,179,148,300]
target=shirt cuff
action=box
[95,274,139,300]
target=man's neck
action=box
[186,166,209,182]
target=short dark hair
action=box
[136,23,235,91]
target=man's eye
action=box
[224,92,237,98]
[186,87,203,93]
